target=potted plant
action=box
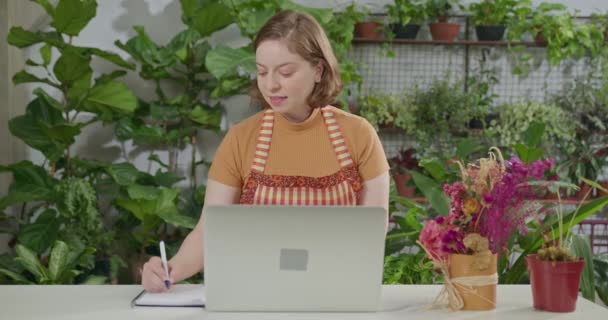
[525,191,587,313]
[591,11,608,41]
[417,147,553,310]
[389,148,419,197]
[385,0,428,39]
[411,79,475,150]
[507,3,604,69]
[354,6,384,40]
[357,90,417,132]
[426,0,462,41]
[468,0,530,41]
[486,101,579,158]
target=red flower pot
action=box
[429,22,460,41]
[392,174,415,197]
[534,33,548,45]
[354,22,382,40]
[526,254,584,312]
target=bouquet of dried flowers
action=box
[417,147,554,310]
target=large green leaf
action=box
[33,88,64,111]
[154,188,196,228]
[0,268,32,284]
[166,29,201,57]
[205,45,255,79]
[127,184,161,200]
[53,47,92,85]
[190,103,222,128]
[73,46,135,70]
[12,70,55,87]
[51,0,97,36]
[189,2,233,38]
[570,234,595,301]
[0,161,58,209]
[48,240,70,282]
[86,81,137,113]
[17,209,60,254]
[105,163,141,186]
[410,171,450,215]
[115,26,175,70]
[7,27,64,48]
[14,244,49,283]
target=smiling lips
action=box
[269,96,287,106]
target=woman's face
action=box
[256,39,321,121]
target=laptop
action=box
[203,205,387,312]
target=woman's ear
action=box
[315,62,324,83]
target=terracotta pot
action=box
[534,32,547,45]
[526,254,584,312]
[429,22,460,41]
[392,173,415,197]
[449,253,497,310]
[354,21,382,39]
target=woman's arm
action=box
[142,179,240,292]
[358,171,390,232]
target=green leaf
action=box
[280,1,333,25]
[522,121,545,148]
[456,138,482,160]
[105,163,141,186]
[410,171,450,215]
[190,104,222,128]
[513,144,544,163]
[73,46,135,70]
[40,44,52,65]
[570,234,595,301]
[86,81,137,113]
[8,27,45,48]
[53,47,92,85]
[51,0,97,36]
[418,159,446,182]
[0,268,33,284]
[48,240,70,281]
[211,76,250,98]
[127,184,161,200]
[12,70,54,86]
[154,170,185,188]
[0,161,57,209]
[189,2,233,37]
[154,188,196,229]
[33,88,64,111]
[94,70,127,85]
[82,275,107,284]
[115,26,174,71]
[205,45,255,79]
[14,244,49,282]
[17,209,60,254]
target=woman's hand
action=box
[141,256,177,293]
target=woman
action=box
[142,9,389,292]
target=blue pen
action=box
[159,240,171,289]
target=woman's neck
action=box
[281,106,313,123]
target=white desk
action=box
[1,284,606,319]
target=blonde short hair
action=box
[250,10,342,109]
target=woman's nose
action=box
[267,74,281,91]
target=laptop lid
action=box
[203,205,387,312]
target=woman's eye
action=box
[257,71,267,76]
[280,71,293,77]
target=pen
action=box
[159,240,171,289]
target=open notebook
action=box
[132,285,205,307]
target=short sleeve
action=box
[207,128,243,188]
[353,118,390,181]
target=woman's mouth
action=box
[268,96,287,106]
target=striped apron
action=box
[239,106,363,206]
